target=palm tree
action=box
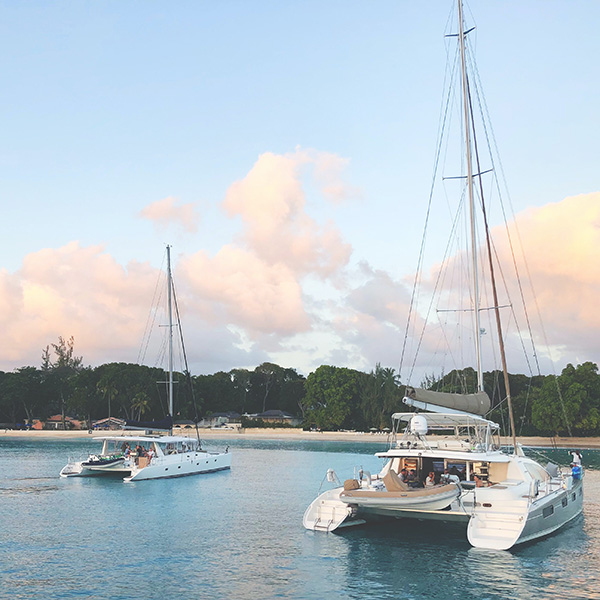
[97,378,118,419]
[131,392,151,421]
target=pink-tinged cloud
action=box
[404,193,600,378]
[223,149,352,277]
[140,196,199,233]
[0,243,157,366]
[178,245,310,337]
[498,193,600,359]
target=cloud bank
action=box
[0,153,598,379]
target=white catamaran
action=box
[303,1,583,550]
[60,246,231,482]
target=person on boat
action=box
[123,444,131,458]
[441,469,460,484]
[425,472,436,487]
[570,450,582,466]
[474,475,490,488]
[146,447,154,462]
[408,469,423,488]
[399,468,409,483]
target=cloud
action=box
[140,196,199,233]
[0,148,356,374]
[498,193,600,362]
[0,243,154,365]
[402,192,600,379]
[223,149,352,278]
[179,245,310,337]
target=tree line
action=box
[1,337,599,436]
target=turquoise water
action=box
[1,437,599,600]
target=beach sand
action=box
[1,427,599,449]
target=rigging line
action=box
[170,273,202,444]
[399,36,460,383]
[465,42,540,382]
[469,51,542,377]
[488,234,536,378]
[467,64,518,448]
[137,265,166,365]
[407,188,466,384]
[519,380,534,437]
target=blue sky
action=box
[1,1,599,380]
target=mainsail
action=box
[403,386,491,417]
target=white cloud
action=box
[140,196,199,233]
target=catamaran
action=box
[60,246,231,482]
[303,1,583,550]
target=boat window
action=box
[562,498,568,508]
[445,461,467,480]
[543,505,554,518]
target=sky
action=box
[1,0,599,382]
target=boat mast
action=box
[458,1,518,452]
[458,0,484,393]
[166,245,174,418]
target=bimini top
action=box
[392,412,499,430]
[97,435,202,444]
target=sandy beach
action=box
[2,427,599,449]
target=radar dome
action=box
[410,414,428,435]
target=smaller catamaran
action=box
[60,246,231,482]
[303,0,583,549]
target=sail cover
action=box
[404,386,491,416]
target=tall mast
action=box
[167,245,174,417]
[458,0,484,392]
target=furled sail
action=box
[403,386,491,416]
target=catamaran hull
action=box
[305,478,584,550]
[124,451,232,482]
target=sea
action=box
[1,436,599,600]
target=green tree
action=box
[532,362,600,435]
[41,336,85,428]
[303,365,365,430]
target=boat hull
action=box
[124,450,232,482]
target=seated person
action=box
[441,469,460,484]
[425,471,436,487]
[474,475,490,487]
[407,469,422,488]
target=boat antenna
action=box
[457,0,484,393]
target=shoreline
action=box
[1,428,599,449]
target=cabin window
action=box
[445,461,467,480]
[562,498,568,508]
[543,506,554,518]
[572,493,577,502]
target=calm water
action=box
[1,436,599,600]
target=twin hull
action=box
[304,477,584,550]
[61,451,231,482]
